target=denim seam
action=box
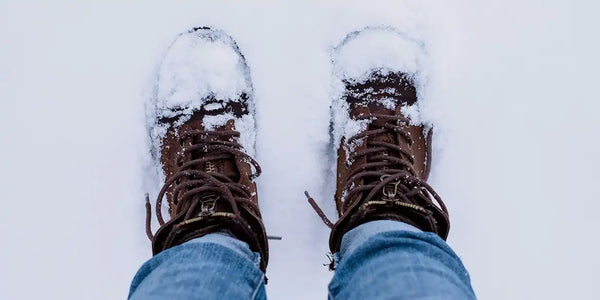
[328,288,335,300]
[250,275,266,300]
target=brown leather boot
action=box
[308,28,450,256]
[144,27,268,272]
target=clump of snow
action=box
[233,114,257,158]
[202,113,256,157]
[204,102,225,111]
[330,27,429,155]
[202,113,235,130]
[154,28,253,119]
[333,27,425,82]
[379,97,397,110]
[400,104,422,125]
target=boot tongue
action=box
[216,119,242,180]
[364,102,413,170]
[179,117,241,182]
[369,103,395,144]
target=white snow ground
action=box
[1,1,599,299]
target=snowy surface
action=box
[1,1,600,299]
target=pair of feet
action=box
[144,27,449,273]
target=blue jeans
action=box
[129,220,476,299]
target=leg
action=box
[134,27,269,300]
[129,233,266,300]
[306,27,477,299]
[329,220,475,299]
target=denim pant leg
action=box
[329,220,476,299]
[129,233,266,300]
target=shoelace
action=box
[306,113,447,227]
[145,129,261,240]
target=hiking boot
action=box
[309,28,450,255]
[144,27,268,272]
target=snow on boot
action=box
[144,27,268,272]
[309,27,450,257]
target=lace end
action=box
[145,193,154,241]
[304,191,334,229]
[325,253,336,271]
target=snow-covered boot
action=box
[144,27,268,272]
[310,28,450,256]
